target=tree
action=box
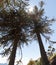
[47,45,55,57]
[27,59,35,65]
[0,0,29,65]
[50,54,56,65]
[0,1,56,65]
[28,1,55,65]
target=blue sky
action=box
[0,0,56,65]
[16,0,56,65]
[22,0,56,65]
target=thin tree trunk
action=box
[36,33,50,65]
[8,38,18,65]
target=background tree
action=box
[27,55,56,65]
[28,1,56,65]
[27,59,35,65]
[0,0,56,65]
[47,45,55,57]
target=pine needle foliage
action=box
[28,1,55,42]
[0,0,29,65]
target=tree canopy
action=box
[0,0,56,65]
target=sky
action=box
[0,0,56,65]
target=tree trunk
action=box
[8,38,18,65]
[36,33,50,65]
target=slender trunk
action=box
[36,33,50,65]
[8,38,18,65]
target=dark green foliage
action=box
[0,0,56,65]
[28,1,56,65]
[0,8,28,56]
[0,0,29,65]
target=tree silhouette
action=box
[28,1,55,65]
[0,0,29,65]
[0,1,56,65]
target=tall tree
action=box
[28,1,55,65]
[0,0,29,65]
[0,1,56,65]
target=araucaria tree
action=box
[28,1,55,65]
[0,0,29,65]
[0,0,56,65]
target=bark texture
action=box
[8,37,18,65]
[37,33,50,65]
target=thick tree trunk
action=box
[37,33,50,65]
[8,38,18,65]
